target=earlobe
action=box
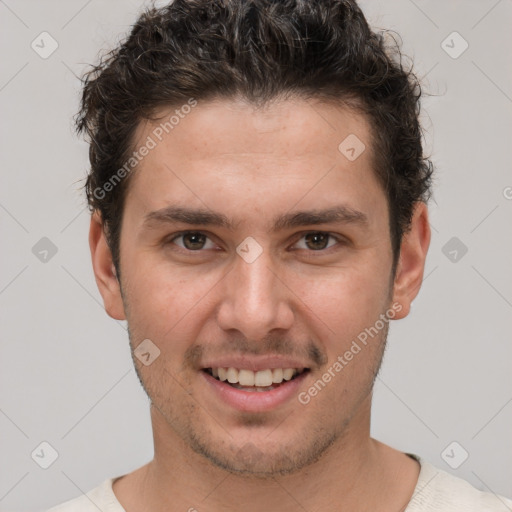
[391,202,431,319]
[89,212,126,320]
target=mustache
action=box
[183,335,327,369]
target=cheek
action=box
[297,260,391,335]
[301,277,389,407]
[123,259,223,347]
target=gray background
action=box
[0,0,511,510]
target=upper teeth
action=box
[211,367,301,386]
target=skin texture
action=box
[89,97,430,511]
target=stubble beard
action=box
[127,320,389,478]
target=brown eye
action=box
[170,232,216,251]
[182,232,206,250]
[304,232,330,250]
[293,231,346,256]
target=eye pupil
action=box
[305,232,329,250]
[183,232,206,250]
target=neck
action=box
[114,396,419,511]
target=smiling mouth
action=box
[203,367,309,392]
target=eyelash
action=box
[165,230,346,254]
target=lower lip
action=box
[201,371,308,413]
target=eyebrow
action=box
[143,205,369,232]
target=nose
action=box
[216,249,295,341]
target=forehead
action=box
[124,97,384,224]
[142,97,372,162]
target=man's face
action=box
[111,98,398,475]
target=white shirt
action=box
[46,457,512,511]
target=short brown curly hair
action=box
[77,0,433,276]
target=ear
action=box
[391,202,431,319]
[89,211,126,320]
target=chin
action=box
[185,427,339,477]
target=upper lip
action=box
[201,356,311,372]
